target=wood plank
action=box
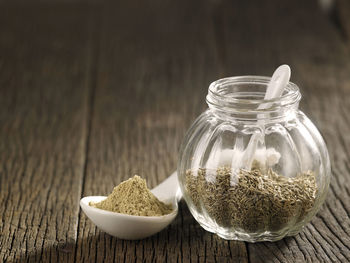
[212,0,350,262]
[75,1,249,262]
[77,0,350,262]
[0,4,94,262]
[4,0,350,262]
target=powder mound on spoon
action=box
[89,175,173,216]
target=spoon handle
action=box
[151,171,181,202]
[243,65,291,170]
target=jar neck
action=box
[206,76,301,122]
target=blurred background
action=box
[1,0,350,262]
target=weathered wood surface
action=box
[0,4,93,263]
[1,0,350,262]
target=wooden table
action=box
[1,0,350,262]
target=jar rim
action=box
[206,76,301,117]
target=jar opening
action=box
[206,76,301,120]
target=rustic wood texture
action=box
[1,0,350,262]
[214,1,350,262]
[74,2,249,262]
[0,4,93,263]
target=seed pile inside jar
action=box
[185,164,317,232]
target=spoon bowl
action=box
[80,172,180,240]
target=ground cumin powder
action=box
[90,175,173,216]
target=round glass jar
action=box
[177,76,331,242]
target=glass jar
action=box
[177,76,331,242]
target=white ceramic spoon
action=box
[80,171,181,240]
[241,64,291,170]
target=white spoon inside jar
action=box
[241,64,291,170]
[80,171,181,240]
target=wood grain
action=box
[0,4,93,263]
[1,0,350,262]
[75,0,350,262]
[74,1,248,262]
[214,0,350,262]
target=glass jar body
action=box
[177,77,331,242]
